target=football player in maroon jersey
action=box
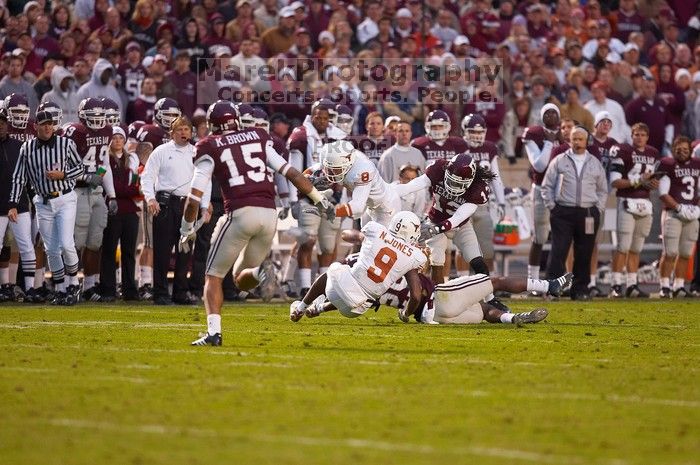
[657,136,700,298]
[411,110,468,162]
[461,114,506,270]
[522,103,564,282]
[286,99,347,297]
[394,153,510,312]
[62,97,117,301]
[135,97,181,149]
[608,123,662,298]
[182,100,335,346]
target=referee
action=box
[8,110,85,305]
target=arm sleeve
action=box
[274,172,290,205]
[609,170,623,188]
[441,202,478,231]
[392,174,432,197]
[191,157,214,194]
[64,139,85,181]
[525,140,553,172]
[540,159,558,209]
[101,150,116,198]
[664,124,674,147]
[140,148,160,202]
[200,179,212,209]
[265,140,288,173]
[490,157,506,205]
[596,166,608,211]
[658,175,671,195]
[346,183,372,219]
[287,148,303,203]
[9,144,27,204]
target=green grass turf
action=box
[0,299,698,465]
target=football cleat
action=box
[547,272,572,297]
[588,285,603,298]
[66,285,80,303]
[512,308,549,326]
[625,284,649,298]
[659,287,672,299]
[690,283,700,297]
[304,295,327,318]
[289,300,304,322]
[82,286,102,302]
[673,287,690,298]
[486,296,510,313]
[258,258,277,302]
[23,288,43,303]
[191,332,222,346]
[138,284,154,300]
[50,291,67,306]
[608,284,623,298]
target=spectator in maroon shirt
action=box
[32,15,60,61]
[526,4,549,39]
[625,75,673,152]
[611,0,645,42]
[128,76,158,123]
[88,0,110,32]
[164,51,197,118]
[657,63,686,138]
[205,13,237,58]
[305,0,331,49]
[15,33,43,78]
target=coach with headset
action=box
[141,116,211,305]
[8,110,84,305]
[541,126,608,301]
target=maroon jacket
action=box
[164,70,197,118]
[624,97,670,152]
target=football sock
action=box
[660,277,670,289]
[612,272,624,286]
[296,301,308,312]
[589,275,597,287]
[527,278,549,294]
[84,275,96,290]
[8,262,17,284]
[207,314,221,335]
[626,272,638,287]
[299,268,311,290]
[485,293,495,302]
[527,265,540,280]
[318,266,328,275]
[34,267,45,287]
[140,266,153,286]
[673,279,685,291]
[500,313,514,324]
[0,267,8,284]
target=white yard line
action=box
[38,417,607,465]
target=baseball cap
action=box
[237,0,252,7]
[11,48,26,57]
[215,46,232,57]
[454,35,470,47]
[279,6,295,18]
[289,1,305,10]
[126,41,141,53]
[624,42,639,53]
[693,71,700,83]
[154,53,168,64]
[142,56,154,68]
[605,52,621,64]
[385,115,401,128]
[396,8,412,19]
[675,68,691,82]
[295,27,310,36]
[318,31,335,44]
[35,111,53,125]
[594,111,612,127]
[23,1,40,14]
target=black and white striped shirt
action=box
[9,135,84,205]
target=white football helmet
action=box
[388,211,422,245]
[461,113,486,147]
[320,140,356,183]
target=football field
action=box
[0,299,698,465]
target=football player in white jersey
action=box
[317,140,401,226]
[290,211,427,321]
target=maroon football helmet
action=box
[4,93,30,129]
[128,120,146,140]
[425,110,451,142]
[78,97,106,130]
[153,97,181,129]
[206,100,239,134]
[444,153,477,196]
[461,113,486,147]
[237,103,256,129]
[101,97,121,127]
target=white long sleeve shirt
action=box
[141,140,211,208]
[584,98,631,143]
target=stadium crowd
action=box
[0,0,699,319]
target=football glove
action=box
[419,222,441,242]
[107,198,118,216]
[86,173,103,189]
[496,203,506,221]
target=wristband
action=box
[306,187,323,204]
[180,217,195,234]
